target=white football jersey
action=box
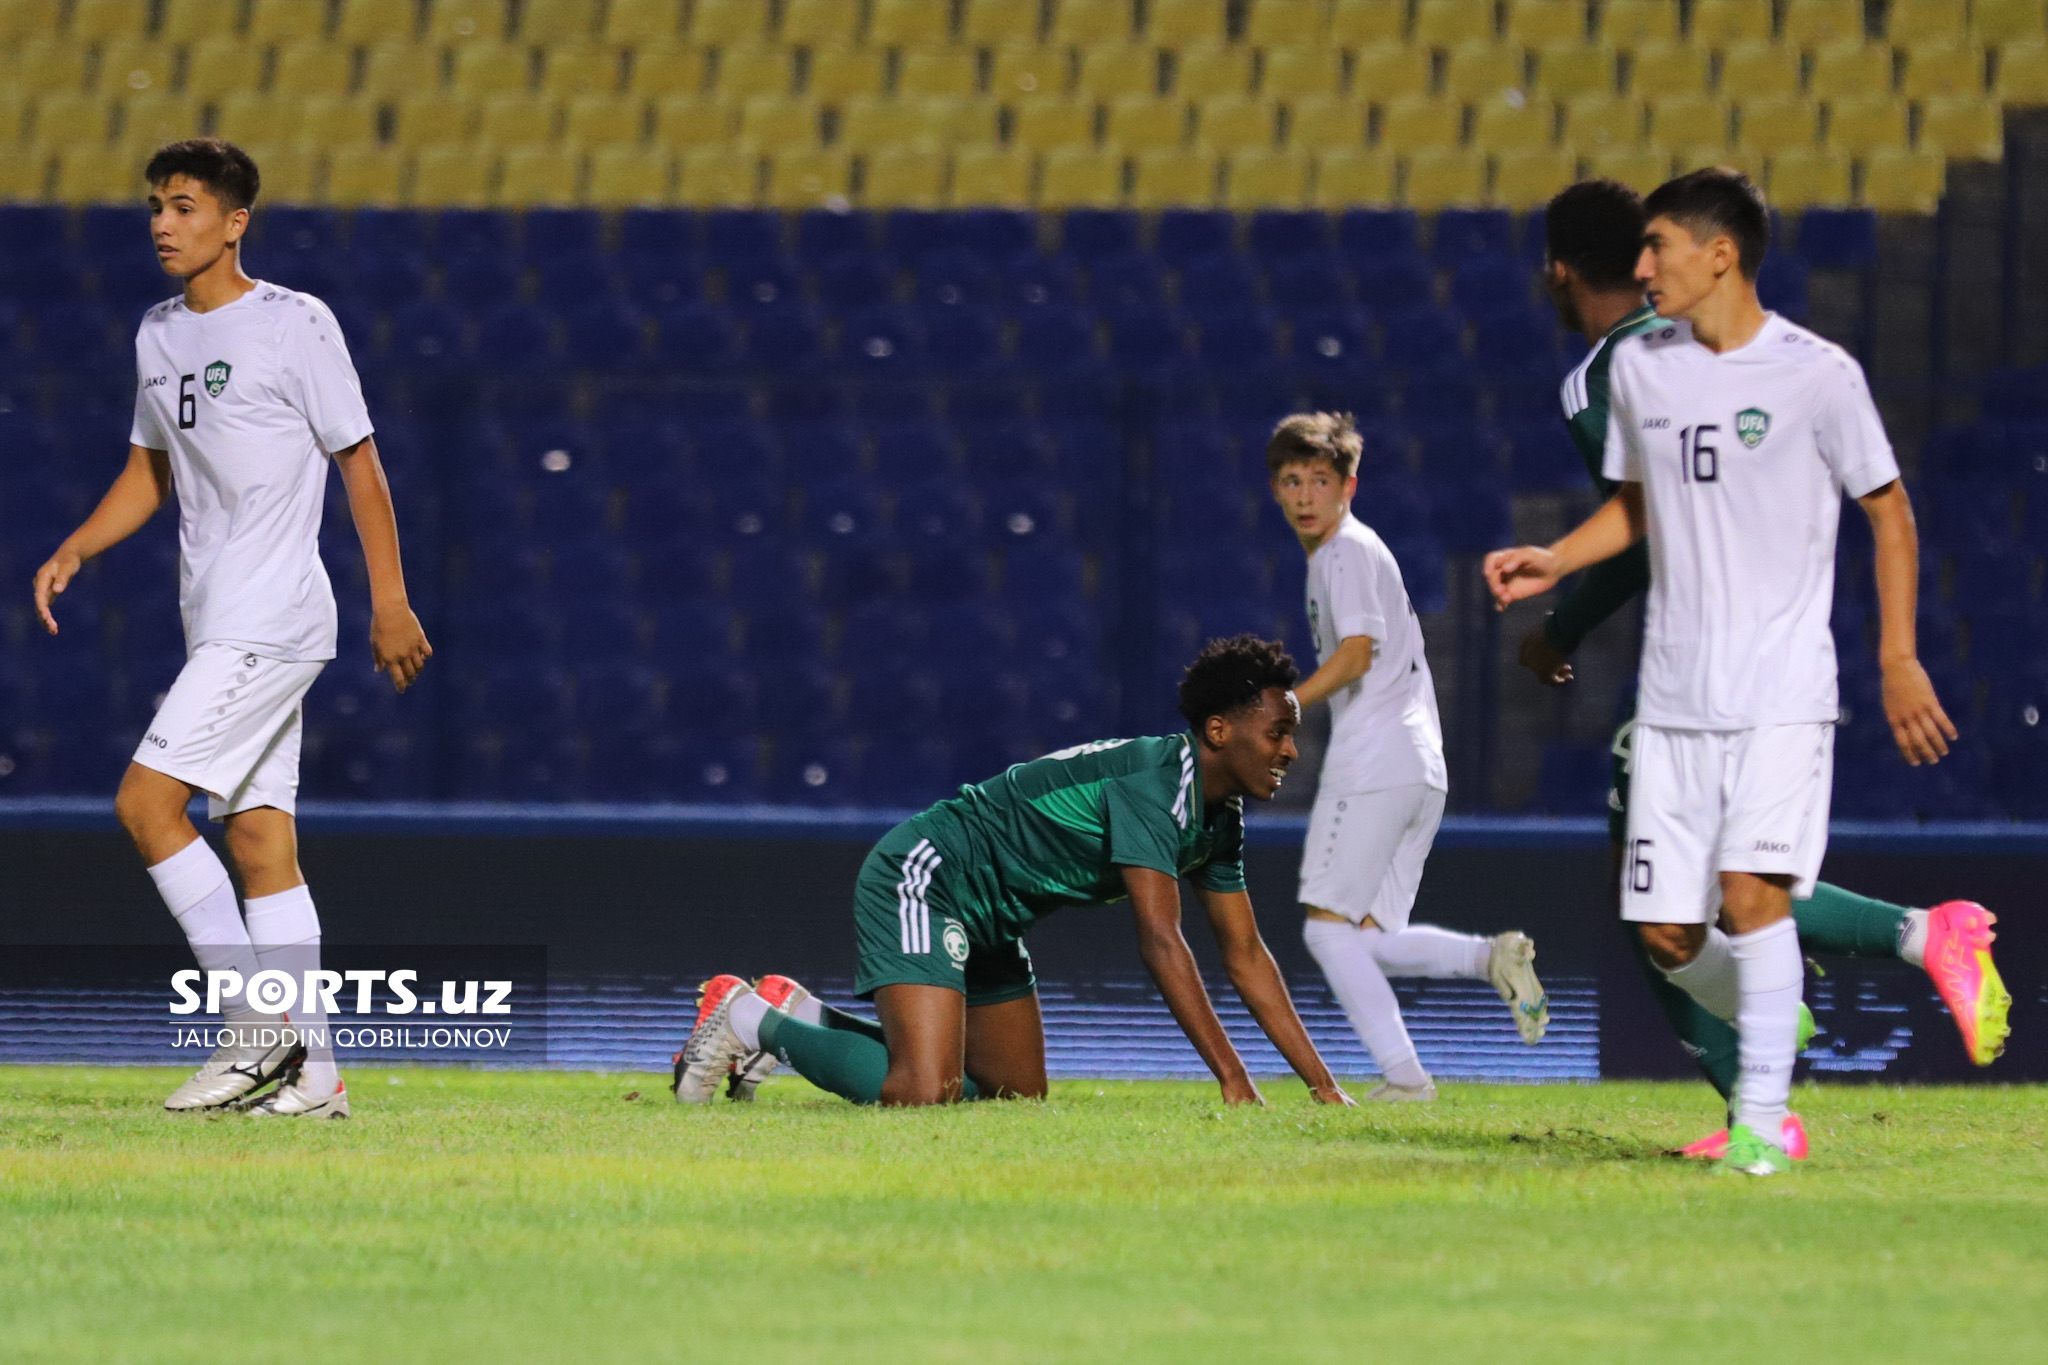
[1601,313,1900,730]
[1305,510,1447,794]
[130,283,373,662]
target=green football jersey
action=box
[910,734,1247,944]
[1561,304,1665,495]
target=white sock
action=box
[244,885,339,1098]
[1368,925,1492,978]
[787,994,824,1026]
[1729,919,1804,1140]
[728,992,772,1050]
[1897,908,1930,969]
[1660,926,1739,1022]
[1304,920,1430,1088]
[148,839,263,1024]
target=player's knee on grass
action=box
[1639,922,1706,970]
[879,1062,968,1106]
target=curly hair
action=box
[1544,178,1645,292]
[1177,634,1299,728]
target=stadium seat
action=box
[1625,42,1709,97]
[1040,148,1125,207]
[1246,0,1324,46]
[1795,207,1877,267]
[1782,0,1867,46]
[1691,0,1774,44]
[1862,147,1947,211]
[1533,44,1618,101]
[897,49,980,98]
[1718,43,1801,100]
[1597,0,1679,44]
[1441,44,1524,102]
[1175,43,1255,100]
[1075,45,1161,99]
[1737,97,1820,154]
[1918,96,2003,159]
[1285,95,1368,148]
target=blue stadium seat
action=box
[926,599,1013,660]
[879,209,949,262]
[1291,304,1376,373]
[465,662,572,726]
[1352,419,1414,480]
[572,662,663,731]
[767,736,864,805]
[1537,742,1609,814]
[1795,208,1877,269]
[840,599,928,663]
[1156,209,1235,265]
[1194,308,1281,366]
[562,300,648,371]
[1162,545,1268,599]
[459,541,548,597]
[622,250,705,307]
[1428,478,1511,554]
[2,251,87,308]
[690,418,780,482]
[1449,253,1534,319]
[1980,365,2048,421]
[1028,660,1112,741]
[1354,477,1432,539]
[915,248,999,306]
[1107,306,1190,370]
[550,541,634,596]
[725,255,802,309]
[618,207,696,260]
[841,306,925,374]
[978,472,1068,543]
[442,251,520,309]
[1153,419,1239,485]
[907,542,994,600]
[1508,420,1591,491]
[802,475,888,545]
[920,306,1004,374]
[98,253,177,313]
[944,375,1030,423]
[1003,543,1086,602]
[851,379,937,422]
[634,733,762,803]
[816,251,898,308]
[1490,370,1562,420]
[1387,533,1447,612]
[725,540,815,609]
[873,421,956,481]
[0,205,68,257]
[780,419,862,481]
[665,660,760,731]
[1406,370,1480,424]
[438,208,514,260]
[559,595,642,655]
[1380,305,1466,372]
[856,737,956,806]
[1515,207,1547,264]
[1923,482,2015,547]
[761,375,848,422]
[1060,208,1140,261]
[742,602,826,661]
[1757,255,1808,320]
[388,300,467,371]
[742,306,826,370]
[1951,542,2035,614]
[636,542,723,598]
[472,301,557,372]
[30,302,116,365]
[352,207,428,256]
[950,208,1035,258]
[1432,208,1514,264]
[523,207,602,259]
[1354,255,1434,311]
[798,208,875,262]
[1337,208,1418,263]
[1265,255,1353,310]
[1002,251,1083,308]
[711,478,789,541]
[1417,420,1508,481]
[344,246,428,309]
[1177,253,1262,309]
[533,250,620,308]
[1015,306,1098,371]
[703,209,783,265]
[1089,251,1168,307]
[1250,209,1330,262]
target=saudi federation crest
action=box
[941,920,970,965]
[203,361,231,397]
[1735,407,1770,448]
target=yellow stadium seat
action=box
[1672,143,1761,176]
[933,96,1002,142]
[1378,95,1462,148]
[1039,145,1123,203]
[676,147,760,202]
[715,44,796,100]
[390,93,477,148]
[781,0,859,45]
[361,44,443,99]
[764,147,851,206]
[1626,41,1709,96]
[564,95,643,144]
[273,44,356,96]
[1766,147,1850,205]
[122,94,203,149]
[96,40,176,97]
[1562,95,1643,147]
[1359,42,1441,98]
[69,0,151,41]
[522,0,602,43]
[429,0,509,43]
[300,93,382,145]
[1413,0,1495,47]
[1052,0,1134,45]
[1917,94,2002,157]
[689,0,765,44]
[1808,43,1894,99]
[1441,44,1526,100]
[1995,39,2048,100]
[1011,98,1095,147]
[410,143,492,203]
[0,0,60,48]
[963,0,1042,45]
[1223,146,1309,204]
[1781,0,1864,46]
[1596,0,1679,46]
[861,145,946,206]
[542,45,625,97]
[32,95,113,147]
[1244,0,1322,48]
[1260,46,1344,97]
[0,91,26,143]
[1735,95,1819,151]
[1287,94,1367,147]
[897,48,979,97]
[1104,97,1186,148]
[1888,0,1966,43]
[1493,146,1577,207]
[1312,146,1395,204]
[736,98,823,147]
[159,0,244,44]
[950,145,1033,203]
[1329,0,1404,45]
[54,144,143,203]
[239,144,317,201]
[1128,147,1215,205]
[1861,145,1945,209]
[989,45,1071,98]
[183,38,265,101]
[870,0,952,44]
[1149,0,1227,45]
[587,145,671,202]
[452,43,533,97]
[0,147,51,200]
[1825,95,1907,152]
[497,143,582,204]
[1508,2,1589,46]
[1403,146,1486,206]
[652,95,730,144]
[628,43,708,96]
[1650,95,1730,144]
[1586,143,1671,190]
[215,94,298,144]
[1174,43,1253,99]
[1900,43,1985,97]
[836,97,925,149]
[478,94,556,145]
[324,144,405,204]
[1717,43,1801,99]
[1075,45,1160,98]
[1974,0,2048,44]
[1534,45,1617,99]
[1690,0,1773,46]
[604,0,683,43]
[807,47,887,101]
[337,0,418,44]
[1195,97,1277,152]
[1474,94,1556,149]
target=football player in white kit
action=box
[31,141,432,1118]
[1485,169,1954,1174]
[1265,414,1551,1101]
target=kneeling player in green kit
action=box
[673,636,1355,1107]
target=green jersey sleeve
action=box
[1101,771,1185,879]
[1189,798,1247,893]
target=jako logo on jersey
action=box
[203,361,232,397]
[1753,839,1791,853]
[941,920,970,964]
[1641,417,1670,428]
[143,374,168,388]
[1736,407,1770,447]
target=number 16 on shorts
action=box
[1625,838,1654,897]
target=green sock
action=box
[819,1003,886,1045]
[1793,882,1912,959]
[1625,926,1740,1101]
[758,1010,980,1105]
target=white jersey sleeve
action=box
[1320,534,1388,643]
[130,317,172,451]
[1599,356,1639,485]
[1812,347,1900,498]
[278,297,373,454]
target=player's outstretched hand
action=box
[1517,626,1574,686]
[1883,657,1957,766]
[371,603,433,693]
[31,548,82,635]
[1311,1083,1356,1106]
[1482,546,1561,611]
[1220,1075,1265,1106]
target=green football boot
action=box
[1797,1001,1817,1052]
[1715,1124,1794,1177]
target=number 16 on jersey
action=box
[1678,424,1718,483]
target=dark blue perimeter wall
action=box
[3,808,2041,1084]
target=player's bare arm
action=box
[33,444,172,634]
[1484,483,1646,610]
[1859,478,1955,766]
[1126,866,1263,1106]
[1291,634,1373,710]
[1194,884,1352,1105]
[332,434,432,692]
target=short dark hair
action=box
[1545,178,1646,291]
[1643,167,1769,280]
[145,139,260,214]
[1264,411,1362,480]
[1177,634,1299,728]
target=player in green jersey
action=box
[1520,180,2009,1154]
[673,636,1355,1109]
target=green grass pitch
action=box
[2,1068,2043,1364]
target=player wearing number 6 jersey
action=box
[1486,169,1957,1175]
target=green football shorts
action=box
[851,819,1037,1008]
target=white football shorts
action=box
[133,644,326,820]
[1620,722,1834,924]
[1297,782,1446,931]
